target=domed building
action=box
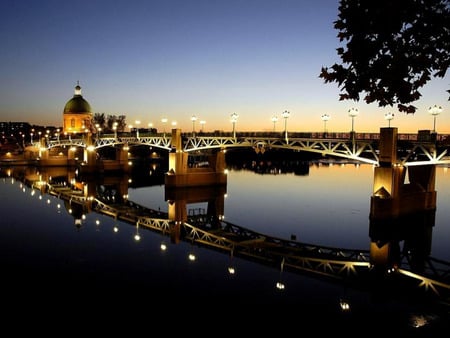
[63,82,93,135]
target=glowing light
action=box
[276,282,285,290]
[339,299,350,311]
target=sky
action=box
[1,0,449,134]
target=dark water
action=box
[0,159,449,334]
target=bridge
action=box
[42,128,450,167]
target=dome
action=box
[63,83,92,114]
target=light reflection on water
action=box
[1,162,450,332]
[128,163,450,259]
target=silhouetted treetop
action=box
[320,0,450,114]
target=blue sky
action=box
[1,0,448,133]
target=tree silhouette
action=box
[320,0,450,114]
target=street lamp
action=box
[230,113,239,138]
[428,105,442,133]
[191,115,197,135]
[348,108,359,133]
[200,120,206,133]
[161,118,168,137]
[321,114,330,136]
[113,122,118,139]
[135,120,140,138]
[384,112,394,128]
[282,110,290,142]
[271,115,278,132]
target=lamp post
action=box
[271,115,278,132]
[113,122,118,139]
[191,115,197,135]
[348,108,359,133]
[135,120,140,138]
[230,113,239,138]
[200,120,206,133]
[171,121,177,136]
[95,123,102,137]
[282,110,290,142]
[384,112,394,128]
[428,105,442,133]
[321,114,330,136]
[161,118,168,137]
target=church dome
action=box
[63,83,92,114]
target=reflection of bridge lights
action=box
[339,298,350,312]
[82,214,86,220]
[188,253,196,261]
[113,225,119,233]
[228,249,236,275]
[47,199,51,204]
[95,220,100,225]
[276,282,285,290]
[276,257,285,290]
[387,266,398,274]
[160,242,167,251]
[134,222,141,241]
[410,314,429,328]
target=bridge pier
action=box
[79,134,130,174]
[370,127,437,220]
[165,128,227,188]
[165,185,226,243]
[37,137,72,166]
[369,127,436,270]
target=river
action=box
[0,156,449,335]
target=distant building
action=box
[0,122,32,136]
[63,82,93,135]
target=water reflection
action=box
[1,161,449,331]
[2,163,449,297]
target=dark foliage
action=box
[320,0,450,114]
